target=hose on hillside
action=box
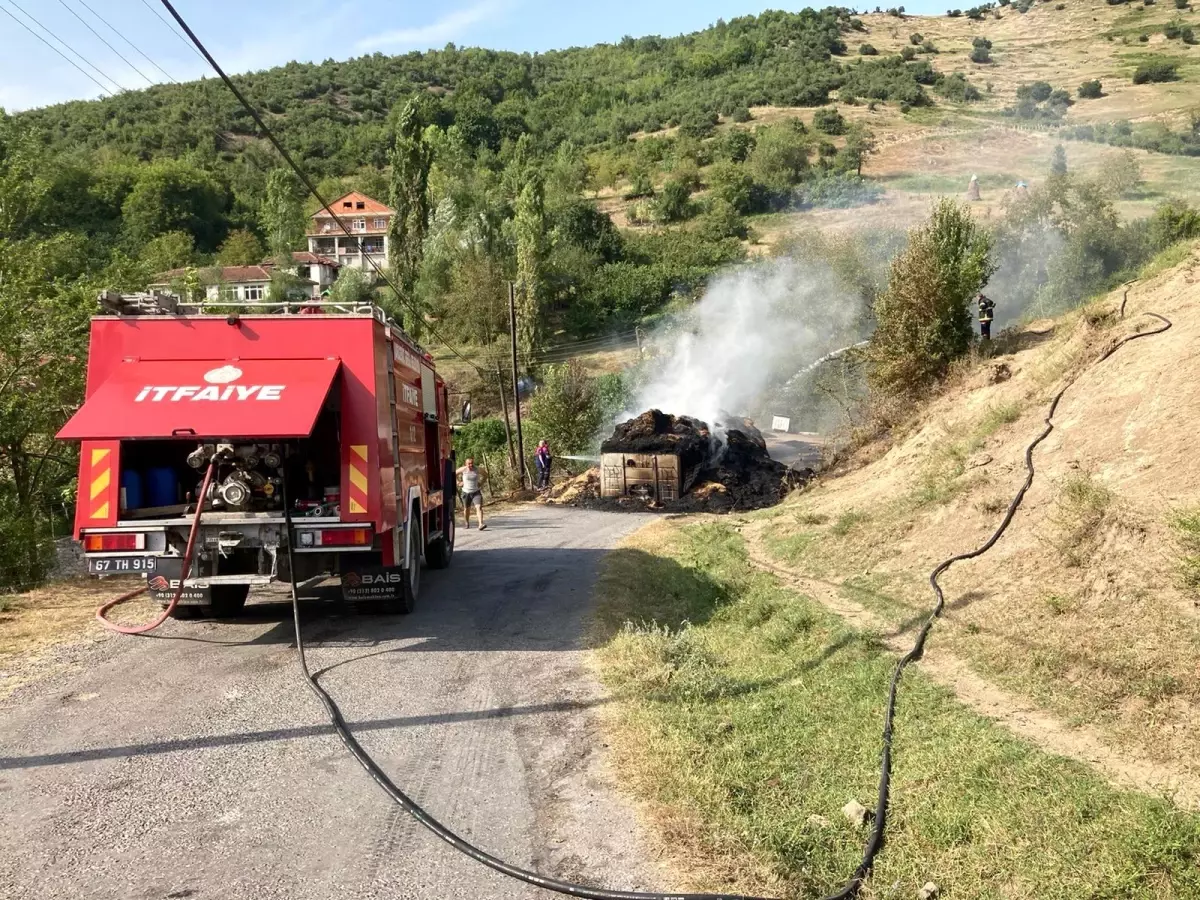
[821,307,1172,900]
[95,460,217,635]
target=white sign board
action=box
[771,416,791,433]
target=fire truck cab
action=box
[57,293,456,617]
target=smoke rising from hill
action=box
[627,259,868,429]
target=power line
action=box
[0,1,114,98]
[5,0,125,93]
[157,0,486,376]
[56,0,157,87]
[139,0,206,63]
[75,0,178,83]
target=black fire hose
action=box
[278,310,1170,900]
[824,308,1172,900]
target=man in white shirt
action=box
[456,458,487,530]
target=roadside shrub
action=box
[910,32,924,44]
[922,39,938,53]
[867,199,996,405]
[860,43,879,55]
[1018,80,1053,101]
[624,166,654,199]
[939,72,983,101]
[1176,0,1189,9]
[1164,19,1183,38]
[524,361,604,457]
[1078,79,1103,98]
[452,417,509,470]
[653,177,695,223]
[678,109,719,139]
[0,501,53,592]
[813,107,848,134]
[1133,60,1179,83]
[800,174,884,208]
[1149,197,1200,247]
[730,106,753,123]
[901,46,917,61]
[1182,26,1197,44]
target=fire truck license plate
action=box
[88,556,157,574]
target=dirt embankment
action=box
[752,243,1200,792]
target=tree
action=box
[120,159,227,251]
[654,177,695,222]
[970,45,992,63]
[868,199,996,403]
[524,361,604,456]
[387,100,434,333]
[1099,150,1143,199]
[813,107,848,135]
[1050,144,1068,176]
[1078,79,1103,99]
[140,231,195,275]
[217,228,266,266]
[260,169,305,261]
[328,267,376,306]
[514,174,547,359]
[859,43,879,55]
[0,236,92,587]
[708,161,758,213]
[747,123,811,194]
[840,125,878,176]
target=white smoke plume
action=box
[627,259,868,429]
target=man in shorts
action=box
[456,458,486,530]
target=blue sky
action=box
[0,0,944,112]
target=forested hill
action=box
[13,7,922,171]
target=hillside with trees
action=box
[3,1,1200,588]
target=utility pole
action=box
[508,282,527,489]
[495,362,516,469]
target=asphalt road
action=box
[0,507,666,900]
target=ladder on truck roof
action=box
[97,291,428,356]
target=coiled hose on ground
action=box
[95,460,217,635]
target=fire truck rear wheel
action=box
[209,584,250,618]
[426,514,454,569]
[397,518,421,614]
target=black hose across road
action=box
[278,310,1171,900]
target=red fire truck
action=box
[57,293,456,617]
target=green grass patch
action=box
[594,522,1200,897]
[881,172,1021,194]
[974,401,1023,440]
[830,508,870,536]
[1140,240,1196,280]
[1048,473,1115,567]
[1171,506,1200,597]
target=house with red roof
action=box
[306,191,394,271]
[149,253,340,303]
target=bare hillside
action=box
[751,241,1200,795]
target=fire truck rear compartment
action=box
[99,393,353,589]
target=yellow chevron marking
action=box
[90,468,111,500]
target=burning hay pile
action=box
[547,409,811,512]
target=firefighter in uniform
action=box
[977,292,995,341]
